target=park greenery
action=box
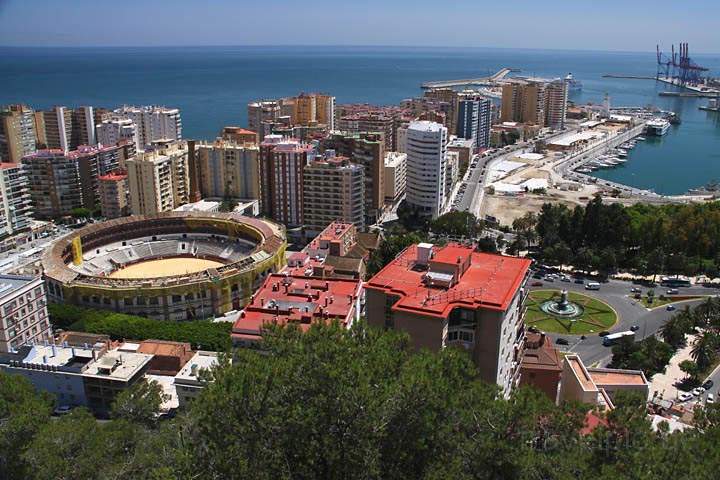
[3,321,720,479]
[524,290,617,335]
[48,303,232,351]
[530,196,720,278]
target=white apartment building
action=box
[96,117,139,150]
[126,141,189,215]
[384,151,407,202]
[405,121,448,219]
[114,106,182,148]
[0,163,33,239]
[0,275,51,353]
[174,350,220,408]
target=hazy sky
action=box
[1,0,718,53]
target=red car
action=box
[531,281,543,287]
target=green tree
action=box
[679,359,700,381]
[512,212,537,247]
[111,379,169,427]
[0,373,53,479]
[430,211,482,239]
[70,207,92,219]
[219,182,238,212]
[366,231,425,277]
[691,331,718,371]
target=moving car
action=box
[630,325,640,332]
[630,287,641,293]
[667,288,679,295]
[666,305,676,311]
[598,331,610,337]
[555,338,570,346]
[585,282,601,290]
[531,281,544,287]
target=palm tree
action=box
[691,331,718,371]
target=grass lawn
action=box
[525,290,618,335]
[633,294,706,309]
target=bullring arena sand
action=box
[108,258,224,279]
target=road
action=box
[528,276,715,367]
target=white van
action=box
[585,282,601,290]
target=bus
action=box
[661,277,691,288]
[603,330,635,346]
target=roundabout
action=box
[525,289,618,335]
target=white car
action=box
[692,387,706,396]
[707,393,715,404]
[678,392,693,402]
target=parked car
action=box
[692,387,706,396]
[678,392,693,402]
[598,331,610,337]
[53,405,73,416]
[708,393,716,404]
[703,380,714,390]
[666,304,676,311]
[544,277,555,283]
[630,325,640,332]
[555,338,569,346]
[531,281,544,287]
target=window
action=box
[172,295,182,303]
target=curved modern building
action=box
[404,120,448,219]
[42,212,286,320]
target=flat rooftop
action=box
[0,274,38,301]
[364,243,531,318]
[587,368,648,386]
[83,349,153,381]
[175,351,220,383]
[22,344,94,368]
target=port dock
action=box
[601,74,656,80]
[421,67,516,89]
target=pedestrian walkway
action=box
[649,334,696,401]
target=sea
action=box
[1,45,719,195]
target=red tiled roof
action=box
[365,243,531,318]
[231,273,361,343]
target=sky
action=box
[0,0,718,53]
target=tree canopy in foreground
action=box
[2,322,720,479]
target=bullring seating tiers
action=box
[71,234,255,276]
[42,212,286,286]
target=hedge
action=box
[48,303,232,351]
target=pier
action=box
[660,91,720,98]
[421,67,516,89]
[601,74,656,80]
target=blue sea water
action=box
[1,45,719,194]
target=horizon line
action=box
[1,43,711,56]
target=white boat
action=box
[616,150,628,158]
[636,136,646,141]
[645,118,670,136]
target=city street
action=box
[528,276,714,366]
